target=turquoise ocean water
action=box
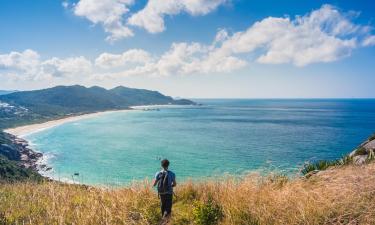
[25,99,375,185]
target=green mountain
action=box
[0,85,195,129]
[0,85,126,116]
[0,85,194,116]
[110,86,175,105]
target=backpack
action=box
[157,170,170,194]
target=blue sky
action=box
[0,0,374,98]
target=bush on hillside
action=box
[193,197,223,225]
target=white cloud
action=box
[362,35,375,47]
[128,0,227,33]
[0,49,40,72]
[73,0,134,42]
[95,49,152,68]
[2,5,375,82]
[100,5,375,76]
[42,56,92,77]
[0,50,92,80]
[207,4,370,66]
[69,0,226,40]
[101,42,247,77]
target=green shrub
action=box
[129,196,161,224]
[142,200,161,224]
[301,160,338,175]
[301,163,316,176]
[193,198,223,225]
[0,156,43,182]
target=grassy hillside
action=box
[1,163,374,225]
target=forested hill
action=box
[0,85,195,129]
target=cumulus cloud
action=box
[0,49,40,72]
[151,42,246,75]
[114,5,375,75]
[41,56,92,77]
[0,50,92,80]
[94,42,246,77]
[362,35,375,47]
[211,4,371,66]
[70,0,226,41]
[2,5,375,82]
[73,0,134,42]
[67,0,375,54]
[95,49,152,68]
[128,0,227,33]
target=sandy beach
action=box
[4,109,130,137]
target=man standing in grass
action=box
[153,159,177,218]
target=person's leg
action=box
[165,194,173,216]
[160,194,166,216]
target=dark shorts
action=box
[160,193,173,216]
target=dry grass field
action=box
[1,162,375,225]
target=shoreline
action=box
[3,109,132,179]
[4,109,131,137]
[4,133,48,172]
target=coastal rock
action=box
[349,139,375,158]
[0,132,43,174]
[349,150,357,158]
[29,153,38,160]
[20,154,29,161]
[363,140,375,151]
[353,155,367,165]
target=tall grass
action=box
[1,163,375,224]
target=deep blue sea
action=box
[25,99,375,185]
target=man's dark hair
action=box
[161,159,170,169]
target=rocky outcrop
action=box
[363,139,375,151]
[0,132,50,172]
[349,134,375,165]
[353,155,367,165]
